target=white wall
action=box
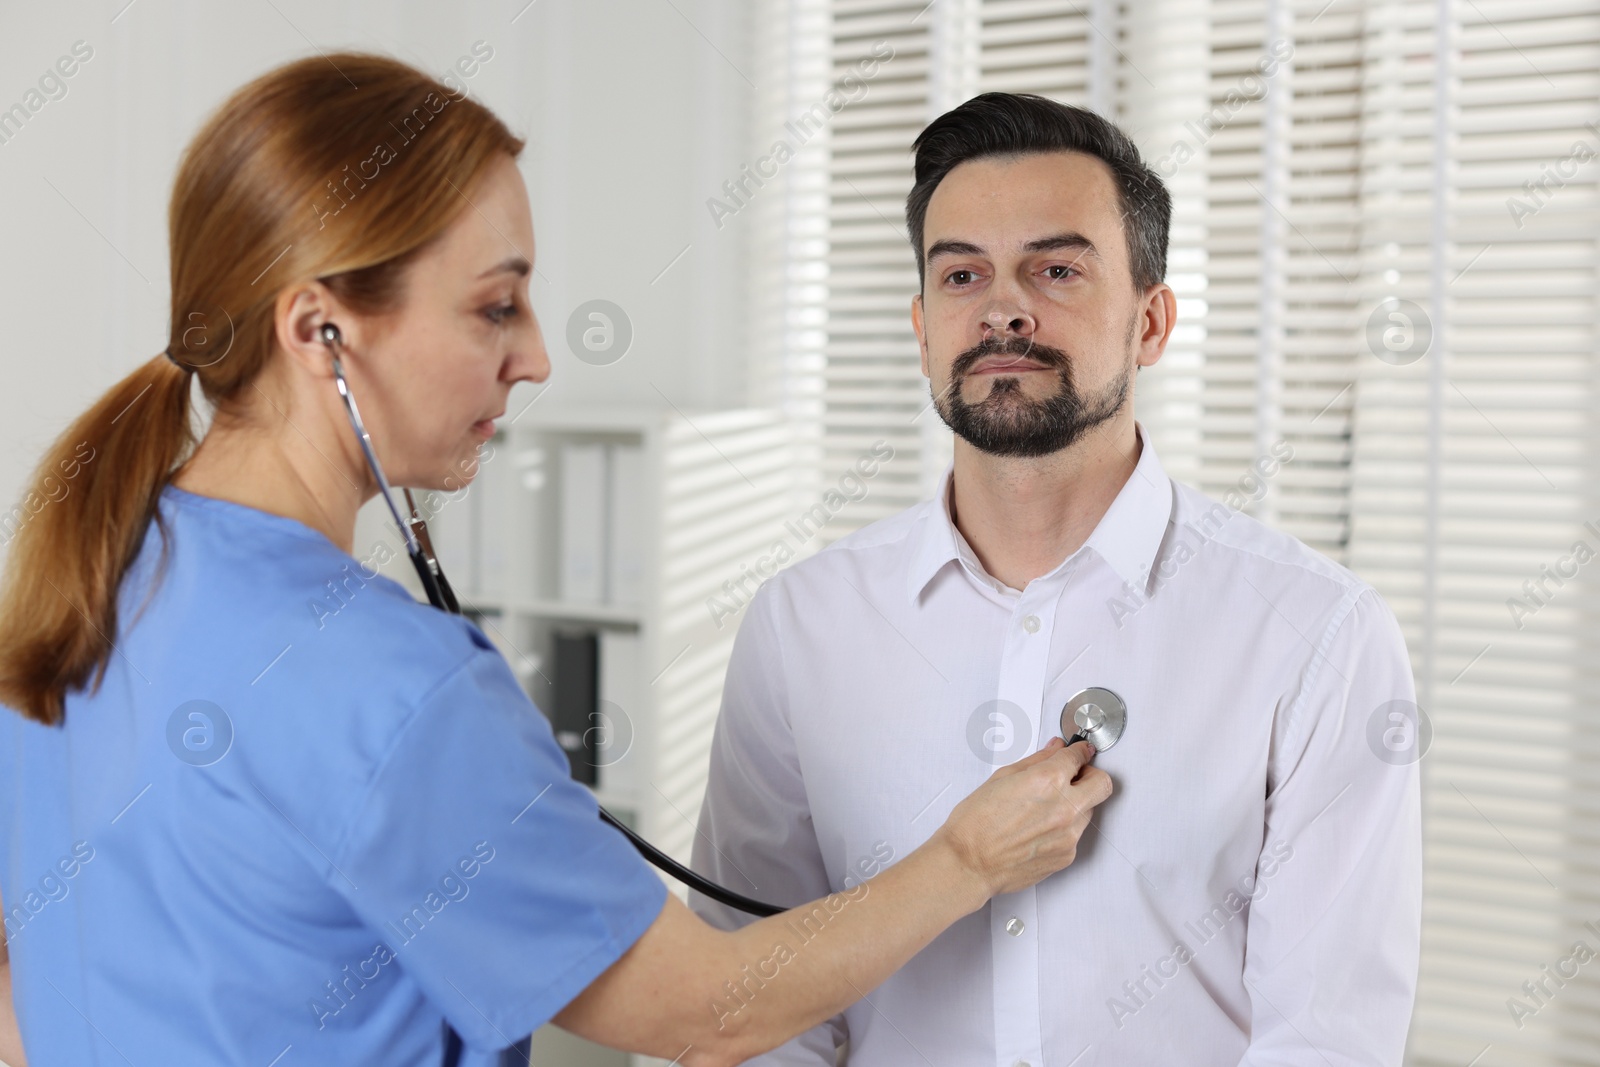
[0,0,754,553]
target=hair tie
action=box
[163,349,194,373]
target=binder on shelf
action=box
[510,442,547,602]
[607,444,646,606]
[551,630,599,786]
[477,433,518,602]
[424,482,478,604]
[597,629,643,796]
[559,443,607,604]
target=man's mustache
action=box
[950,335,1072,378]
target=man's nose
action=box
[980,304,1036,342]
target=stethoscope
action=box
[321,322,1130,922]
[322,323,789,923]
[1061,686,1128,752]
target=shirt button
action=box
[1005,916,1025,936]
[1022,614,1041,633]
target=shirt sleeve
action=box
[328,639,668,1052]
[1238,586,1423,1066]
[690,581,845,1066]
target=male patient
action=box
[691,93,1421,1065]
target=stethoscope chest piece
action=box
[1060,686,1128,752]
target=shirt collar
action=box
[905,421,1174,604]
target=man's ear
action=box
[911,293,930,379]
[1135,283,1177,370]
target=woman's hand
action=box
[553,737,1112,1067]
[933,737,1113,897]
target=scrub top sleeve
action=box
[328,643,668,1051]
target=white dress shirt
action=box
[690,424,1422,1066]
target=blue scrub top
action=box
[0,485,668,1065]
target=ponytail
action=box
[0,356,194,724]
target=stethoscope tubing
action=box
[324,327,785,917]
[323,326,1125,924]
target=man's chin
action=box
[962,436,1072,459]
[940,399,1113,458]
[947,418,1072,458]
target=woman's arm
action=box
[555,736,1109,1067]
[0,886,27,1067]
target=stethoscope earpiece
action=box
[319,322,343,347]
[1060,686,1128,752]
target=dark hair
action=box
[0,53,523,726]
[906,93,1171,292]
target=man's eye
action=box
[946,270,976,286]
[484,303,517,324]
[1044,265,1078,280]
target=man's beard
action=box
[933,335,1131,458]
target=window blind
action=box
[1351,0,1600,1061]
[816,0,936,524]
[1177,0,1364,558]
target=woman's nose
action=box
[510,314,552,384]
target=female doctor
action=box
[0,53,1109,1067]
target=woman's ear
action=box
[274,281,344,379]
